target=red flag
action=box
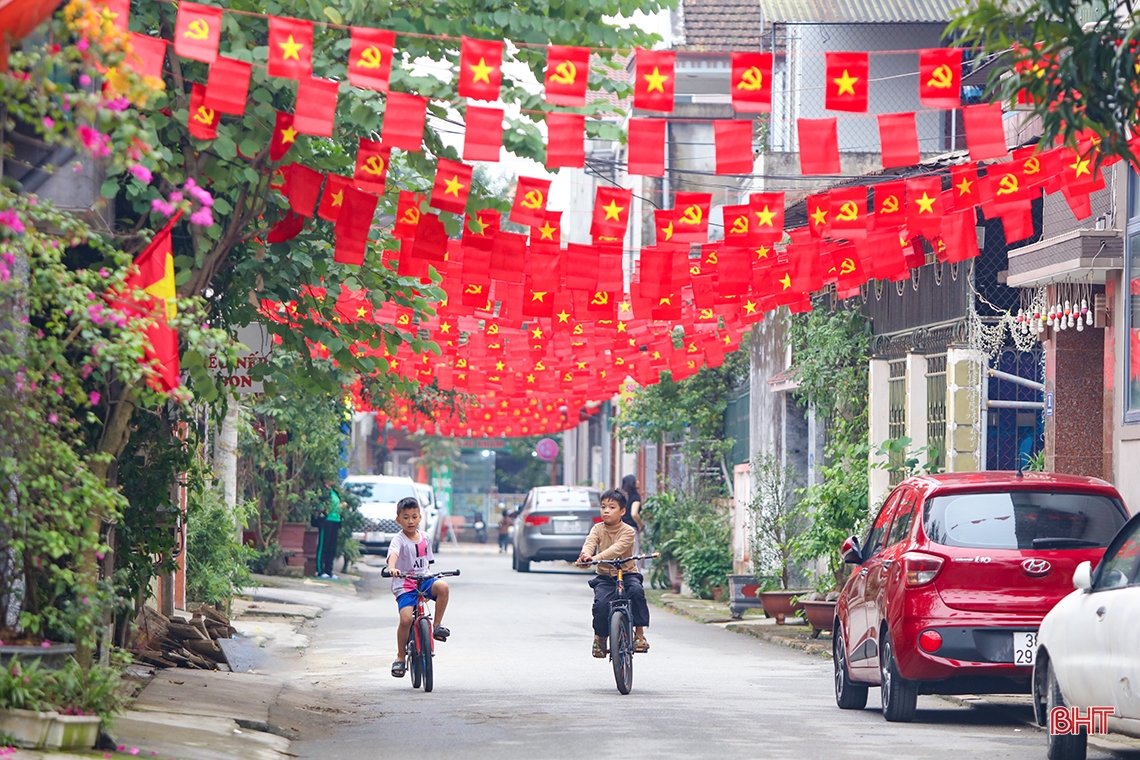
[382,92,427,152]
[545,45,590,106]
[798,118,840,174]
[948,164,980,211]
[749,192,784,242]
[204,56,251,115]
[963,102,1008,161]
[353,138,390,194]
[294,77,338,137]
[829,187,869,240]
[918,48,962,110]
[565,244,600,291]
[317,174,350,222]
[125,214,181,392]
[806,194,830,239]
[546,112,584,168]
[654,209,676,245]
[285,164,324,217]
[940,209,980,263]
[394,191,424,238]
[267,210,304,243]
[510,176,551,227]
[124,33,166,79]
[715,121,753,175]
[906,177,943,235]
[634,49,675,112]
[173,1,222,63]
[722,204,752,246]
[93,0,128,31]
[267,16,313,80]
[463,105,503,162]
[731,52,773,113]
[878,112,920,168]
[1000,209,1035,244]
[860,229,907,280]
[491,231,526,283]
[187,83,220,140]
[825,52,868,112]
[873,180,906,229]
[532,212,561,248]
[591,187,632,240]
[430,158,473,214]
[412,212,450,263]
[334,187,378,266]
[672,192,712,243]
[458,37,503,101]
[348,27,395,92]
[270,111,297,161]
[627,118,665,176]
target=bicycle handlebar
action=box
[578,553,658,567]
[381,568,461,579]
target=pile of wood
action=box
[133,604,237,670]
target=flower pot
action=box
[758,590,808,625]
[43,713,101,750]
[0,643,77,670]
[0,708,58,748]
[798,600,838,639]
[711,586,725,602]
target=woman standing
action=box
[620,474,643,554]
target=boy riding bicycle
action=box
[387,497,451,678]
[577,489,650,658]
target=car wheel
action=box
[879,630,917,723]
[516,554,530,573]
[833,625,869,710]
[1046,660,1087,760]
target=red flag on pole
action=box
[545,45,590,107]
[173,1,221,63]
[348,27,395,92]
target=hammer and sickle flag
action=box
[174,2,222,63]
[353,138,390,194]
[671,192,712,243]
[873,180,906,229]
[829,187,869,239]
[918,48,963,110]
[187,83,219,140]
[510,176,551,227]
[348,27,395,92]
[394,191,425,239]
[545,44,590,107]
[722,204,752,245]
[731,52,773,113]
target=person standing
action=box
[497,504,513,554]
[317,479,342,579]
[620,474,644,556]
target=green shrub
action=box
[186,489,253,605]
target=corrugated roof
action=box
[758,0,959,24]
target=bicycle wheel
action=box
[417,617,434,693]
[409,629,422,689]
[609,609,633,695]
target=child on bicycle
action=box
[386,497,451,678]
[577,489,650,658]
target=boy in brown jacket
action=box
[577,489,650,658]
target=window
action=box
[1094,518,1140,591]
[344,481,416,503]
[864,490,902,559]
[1127,168,1140,422]
[886,490,919,548]
[923,491,1127,550]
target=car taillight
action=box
[903,552,944,587]
[918,630,943,653]
[524,515,550,526]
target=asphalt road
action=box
[289,550,1133,760]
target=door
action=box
[1103,518,1140,721]
[861,487,915,675]
[848,489,903,676]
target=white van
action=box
[413,482,442,553]
[342,475,418,553]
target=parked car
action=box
[413,481,442,553]
[513,486,602,572]
[343,475,418,554]
[833,472,1129,722]
[1032,510,1140,760]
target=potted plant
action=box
[40,657,123,750]
[796,592,839,638]
[0,658,55,748]
[749,453,810,623]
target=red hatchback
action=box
[833,472,1129,722]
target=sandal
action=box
[633,637,650,653]
[391,660,406,678]
[433,626,450,642]
[592,640,607,659]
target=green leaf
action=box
[99,178,119,199]
[215,134,237,161]
[323,6,343,24]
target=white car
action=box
[414,482,442,553]
[1033,511,1140,760]
[343,475,418,553]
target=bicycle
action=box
[578,553,658,695]
[381,567,460,692]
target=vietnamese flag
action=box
[546,112,584,168]
[348,27,395,92]
[317,174,351,222]
[124,33,167,79]
[878,112,920,169]
[430,158,473,215]
[731,52,773,113]
[463,105,503,162]
[591,187,632,240]
[204,56,251,115]
[270,111,297,161]
[806,193,830,239]
[174,2,222,63]
[458,37,503,101]
[545,44,590,106]
[906,176,944,235]
[284,164,324,218]
[948,164,979,211]
[749,192,784,242]
[634,49,675,112]
[353,138,390,194]
[532,211,561,249]
[267,16,313,80]
[511,176,551,227]
[187,83,220,140]
[627,118,665,176]
[382,92,427,152]
[918,48,962,110]
[294,77,339,137]
[825,52,868,112]
[125,214,182,392]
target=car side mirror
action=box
[841,536,863,565]
[1072,561,1093,591]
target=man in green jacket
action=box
[317,480,342,579]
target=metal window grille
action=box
[888,358,907,484]
[925,354,947,471]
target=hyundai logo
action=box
[1021,558,1052,577]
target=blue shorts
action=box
[395,577,437,610]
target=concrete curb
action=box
[723,622,832,658]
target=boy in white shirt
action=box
[386,497,451,678]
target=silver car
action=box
[512,486,601,572]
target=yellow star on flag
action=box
[833,69,858,96]
[469,57,495,84]
[810,206,828,227]
[537,221,557,240]
[643,66,668,93]
[915,192,936,214]
[440,321,451,333]
[616,322,627,333]
[531,291,548,302]
[444,176,464,197]
[556,310,570,323]
[602,200,625,221]
[755,205,776,227]
[1070,156,1091,177]
[531,326,544,339]
[526,374,536,383]
[495,360,506,371]
[661,221,674,241]
[955,177,973,196]
[744,300,757,314]
[280,125,298,144]
[779,273,792,290]
[755,246,771,260]
[279,34,304,61]
[619,302,632,314]
[331,190,344,207]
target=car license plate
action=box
[553,520,588,534]
[1013,631,1038,666]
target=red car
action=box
[833,472,1129,722]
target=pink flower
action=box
[129,749,140,756]
[77,39,89,53]
[169,191,183,204]
[99,268,109,278]
[128,164,152,184]
[150,199,175,216]
[89,391,101,406]
[43,117,54,130]
[51,373,60,383]
[189,207,213,227]
[40,641,51,648]
[88,304,106,326]
[0,265,8,284]
[80,364,94,379]
[103,97,129,112]
[188,185,213,207]
[77,125,110,157]
[48,413,58,424]
[0,209,25,233]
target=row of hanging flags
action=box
[103,0,1116,437]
